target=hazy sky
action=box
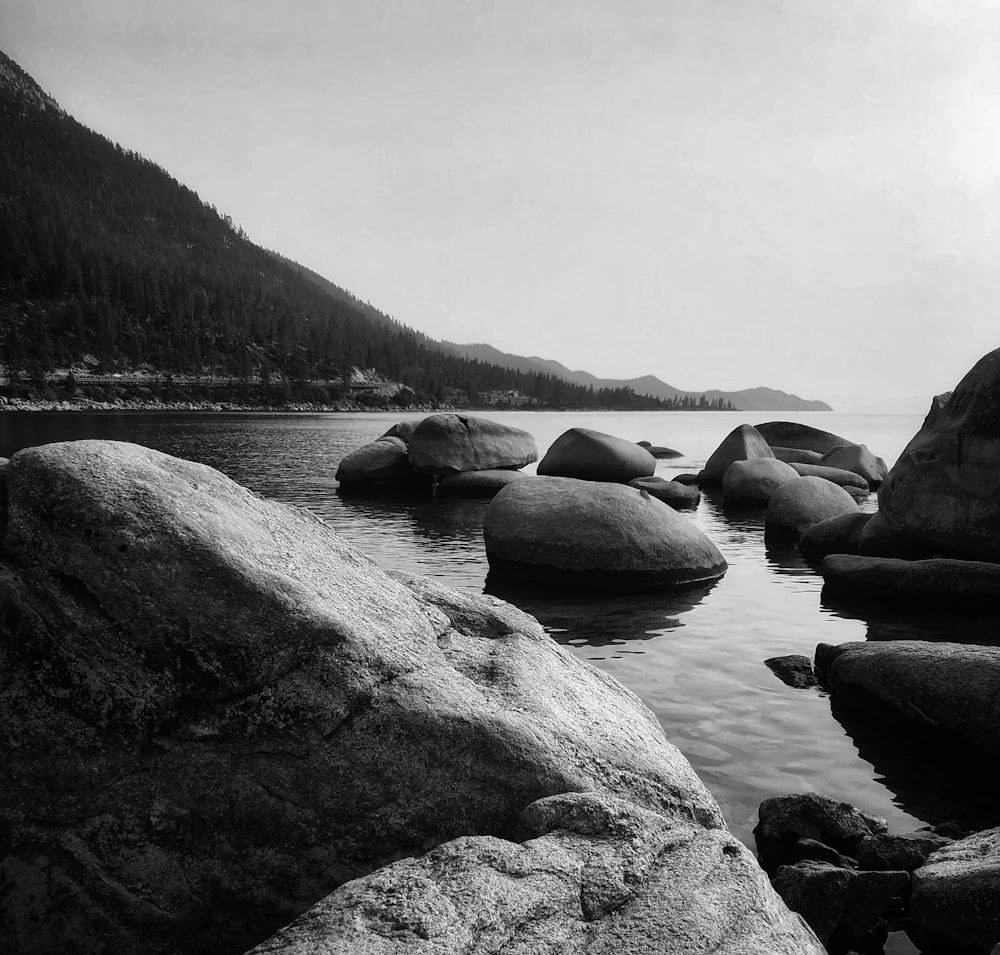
[3,0,999,408]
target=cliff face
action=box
[0,440,824,954]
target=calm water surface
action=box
[2,409,996,850]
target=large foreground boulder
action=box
[250,792,824,954]
[700,424,773,484]
[0,441,725,954]
[484,476,727,591]
[538,428,655,483]
[407,413,537,474]
[880,348,1000,560]
[722,457,798,504]
[765,477,859,537]
[814,640,1000,757]
[911,828,1000,953]
[755,422,850,455]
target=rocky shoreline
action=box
[4,349,1000,953]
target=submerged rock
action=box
[437,468,525,497]
[628,475,700,508]
[700,424,774,484]
[880,349,1000,560]
[765,477,859,537]
[798,512,872,558]
[408,413,537,474]
[755,422,850,455]
[484,476,727,591]
[0,440,725,954]
[249,791,824,955]
[722,457,798,504]
[815,640,1000,757]
[538,428,655,483]
[764,654,819,689]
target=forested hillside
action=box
[0,51,679,410]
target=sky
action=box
[2,0,999,411]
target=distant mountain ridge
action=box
[440,342,832,411]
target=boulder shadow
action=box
[484,579,720,648]
[826,694,999,836]
[820,589,1000,647]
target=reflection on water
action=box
[3,409,993,848]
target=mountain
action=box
[0,50,681,411]
[441,342,832,411]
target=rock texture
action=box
[722,458,798,504]
[764,655,819,689]
[628,475,700,508]
[484,476,727,591]
[0,440,728,954]
[700,424,774,484]
[755,422,850,455]
[911,828,1000,953]
[765,477,859,537]
[537,428,655,483]
[879,348,1000,560]
[815,640,1000,757]
[249,792,825,955]
[407,414,537,474]
[821,554,1000,604]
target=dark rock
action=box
[765,654,819,689]
[799,512,872,558]
[911,827,1000,954]
[855,832,952,872]
[792,837,859,868]
[819,444,888,488]
[672,472,702,485]
[722,457,799,504]
[880,349,1000,561]
[789,462,870,490]
[249,792,825,955]
[814,640,1000,758]
[335,437,416,487]
[755,792,888,874]
[857,511,942,559]
[772,446,824,465]
[765,477,859,537]
[700,424,774,484]
[637,440,683,458]
[755,421,851,455]
[538,428,655,483]
[821,554,1000,605]
[437,468,525,498]
[628,475,700,508]
[0,440,725,954]
[772,862,908,952]
[408,413,537,475]
[483,476,727,592]
[381,419,419,444]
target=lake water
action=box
[2,408,996,852]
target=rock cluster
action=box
[0,439,819,954]
[336,413,536,495]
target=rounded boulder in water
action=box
[407,414,537,475]
[484,476,727,591]
[537,428,655,483]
